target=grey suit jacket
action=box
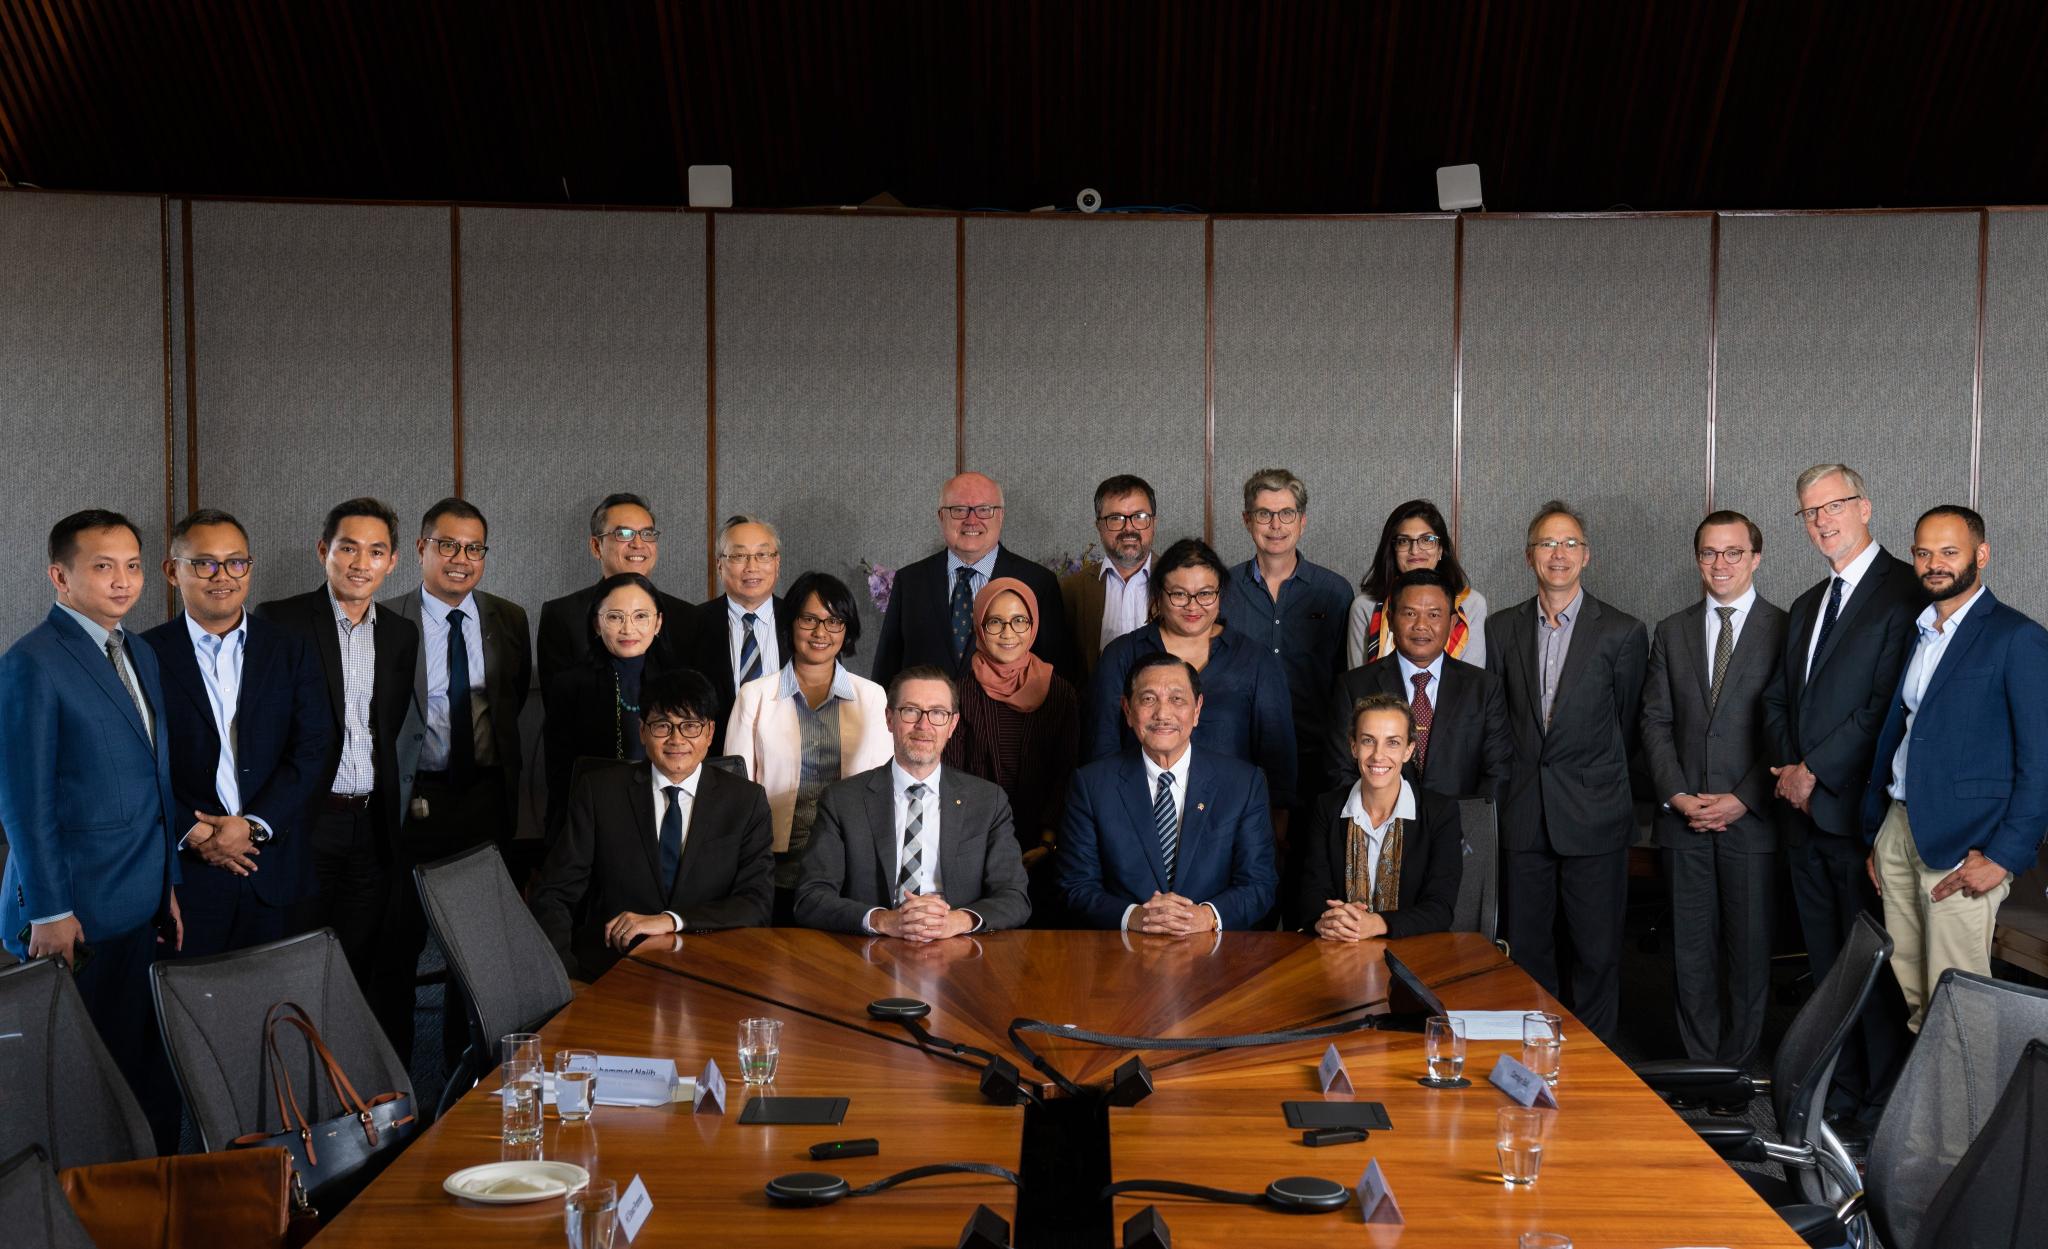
[793,763,1032,933]
[382,586,533,816]
[1639,596,1788,853]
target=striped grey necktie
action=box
[897,782,928,902]
[1153,771,1179,888]
[105,633,153,747]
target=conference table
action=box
[318,928,1807,1247]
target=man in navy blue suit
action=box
[1060,652,1278,933]
[143,509,331,958]
[1863,505,2048,1032]
[0,509,182,1148]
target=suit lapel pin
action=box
[1196,802,1205,812]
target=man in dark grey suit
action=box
[1325,568,1511,801]
[795,665,1031,936]
[1486,500,1648,1042]
[1640,511,1787,1069]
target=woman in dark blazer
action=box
[1287,692,1463,939]
[542,572,682,839]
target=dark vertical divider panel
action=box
[716,215,956,674]
[0,192,168,639]
[1981,212,2048,617]
[188,202,452,596]
[963,219,1207,566]
[461,209,706,636]
[1715,213,1978,606]
[1211,218,1455,583]
[1460,217,1713,629]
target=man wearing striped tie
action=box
[698,514,791,751]
[794,666,1032,937]
[1061,652,1279,933]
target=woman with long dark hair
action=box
[542,571,678,838]
[1345,499,1489,668]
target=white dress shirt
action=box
[1703,585,1759,659]
[650,761,703,932]
[177,612,273,849]
[1886,585,1987,822]
[862,761,984,935]
[419,589,489,770]
[1804,541,1884,679]
[1339,777,1419,899]
[727,597,782,686]
[328,589,378,795]
[1121,746,1220,932]
[1100,556,1154,650]
[1394,651,1446,708]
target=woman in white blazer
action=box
[725,571,893,923]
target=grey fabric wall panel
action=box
[1715,213,1978,608]
[1460,217,1712,630]
[1982,212,2048,618]
[461,208,706,635]
[964,219,1206,566]
[716,215,956,673]
[189,202,453,601]
[1212,218,1454,584]
[0,192,167,641]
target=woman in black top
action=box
[542,572,679,839]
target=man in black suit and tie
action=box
[870,473,1079,687]
[1325,568,1511,801]
[1640,511,1788,1069]
[144,509,330,958]
[379,497,533,1064]
[1761,464,1921,1125]
[697,514,792,750]
[1486,501,1648,1042]
[536,492,707,689]
[256,497,421,1045]
[529,670,773,980]
[795,666,1032,937]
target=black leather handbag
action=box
[230,1002,418,1209]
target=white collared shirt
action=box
[1702,585,1758,660]
[420,589,489,771]
[1804,541,1884,679]
[1121,746,1220,932]
[1340,777,1418,899]
[862,761,986,935]
[650,761,704,932]
[180,612,272,847]
[1887,585,1987,817]
[328,588,378,794]
[1394,651,1446,706]
[1100,555,1154,650]
[727,597,782,686]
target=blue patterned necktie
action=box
[1153,771,1179,889]
[1810,577,1845,673]
[446,608,475,782]
[739,611,763,685]
[949,567,976,662]
[659,784,684,891]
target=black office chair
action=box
[1451,797,1499,942]
[0,960,153,1169]
[0,1146,96,1249]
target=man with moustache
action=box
[536,493,706,689]
[1061,653,1280,933]
[1639,511,1787,1068]
[144,509,330,958]
[871,472,1078,687]
[1863,506,2048,1033]
[1761,464,1921,1128]
[696,514,791,749]
[1486,501,1648,1041]
[795,666,1031,937]
[1061,474,1160,677]
[1325,568,1511,801]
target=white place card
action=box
[1355,1158,1403,1224]
[694,1057,727,1115]
[596,1055,679,1107]
[1488,1052,1559,1108]
[1317,1042,1354,1095]
[618,1173,653,1242]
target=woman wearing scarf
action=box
[943,576,1080,924]
[1345,499,1489,670]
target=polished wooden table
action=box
[317,929,1807,1248]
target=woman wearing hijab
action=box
[542,571,677,840]
[943,576,1080,923]
[1345,498,1488,669]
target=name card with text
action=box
[618,1174,653,1241]
[1488,1053,1559,1108]
[1355,1158,1404,1224]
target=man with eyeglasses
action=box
[142,509,329,961]
[378,497,533,1067]
[1060,474,1160,677]
[1761,463,1921,1132]
[871,472,1078,687]
[695,514,792,749]
[535,492,706,690]
[1485,500,1648,1043]
[1638,511,1787,1069]
[795,666,1031,936]
[530,669,773,980]
[255,497,422,1045]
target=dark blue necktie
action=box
[446,608,475,782]
[1810,577,1845,673]
[950,567,976,662]
[1153,771,1179,889]
[739,611,763,685]
[659,784,684,892]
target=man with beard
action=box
[1062,475,1159,677]
[1862,505,2048,1032]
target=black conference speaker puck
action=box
[765,1172,852,1206]
[1263,1176,1352,1212]
[866,997,933,1021]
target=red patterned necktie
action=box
[1410,671,1435,767]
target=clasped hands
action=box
[183,810,260,875]
[1314,900,1389,942]
[873,891,976,943]
[1669,791,1748,832]
[1770,762,1819,814]
[1131,890,1218,938]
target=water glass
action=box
[739,1017,782,1085]
[565,1178,618,1249]
[502,1032,542,1071]
[502,1057,543,1145]
[1497,1106,1547,1184]
[1522,1011,1564,1086]
[556,1049,599,1122]
[1424,1014,1466,1082]
[1520,1235,1573,1249]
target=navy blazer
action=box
[1059,747,1278,931]
[869,545,1080,688]
[0,606,179,952]
[1861,589,2048,875]
[142,613,332,908]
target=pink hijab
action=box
[968,577,1055,713]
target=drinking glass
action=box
[1521,1011,1564,1086]
[1497,1106,1547,1184]
[1424,1015,1466,1082]
[1520,1235,1573,1249]
[555,1049,599,1122]
[565,1178,618,1249]
[502,1057,543,1145]
[739,1018,782,1085]
[502,1032,543,1071]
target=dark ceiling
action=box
[2,1,2044,214]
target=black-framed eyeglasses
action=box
[794,612,846,633]
[1162,588,1220,608]
[939,504,1002,521]
[1097,510,1155,529]
[891,705,956,726]
[1392,533,1442,551]
[643,717,711,740]
[1795,495,1862,525]
[175,556,253,579]
[426,537,489,560]
[1248,507,1302,525]
[981,614,1033,636]
[598,525,660,544]
[1528,538,1589,552]
[1696,547,1754,565]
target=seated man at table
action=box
[529,670,773,979]
[1061,652,1278,933]
[794,666,1032,938]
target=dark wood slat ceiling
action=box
[1,0,2044,213]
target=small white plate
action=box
[443,1160,590,1204]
